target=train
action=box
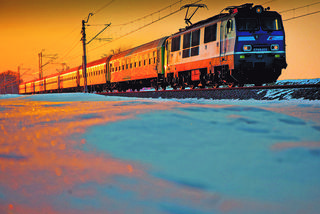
[19,3,287,94]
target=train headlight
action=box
[271,44,280,51]
[253,5,264,14]
[256,6,263,13]
[243,45,252,52]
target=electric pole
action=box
[81,19,88,93]
[81,14,92,93]
[38,52,43,79]
[81,13,111,93]
[38,50,58,79]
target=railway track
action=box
[99,84,320,100]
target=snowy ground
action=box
[275,78,320,85]
[0,88,320,213]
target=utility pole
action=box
[38,52,43,79]
[38,50,57,79]
[81,19,88,93]
[18,66,20,85]
[81,13,111,93]
[81,14,92,93]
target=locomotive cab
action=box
[232,4,287,85]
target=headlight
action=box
[255,6,263,14]
[243,45,252,52]
[271,44,280,51]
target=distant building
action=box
[0,71,20,94]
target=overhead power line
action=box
[283,10,320,21]
[280,1,320,21]
[280,1,320,13]
[63,0,204,62]
[90,0,203,53]
[93,0,116,15]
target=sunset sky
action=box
[1,0,319,82]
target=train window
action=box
[191,47,199,56]
[183,32,191,49]
[236,18,259,31]
[122,65,125,70]
[171,36,181,52]
[204,24,217,43]
[227,19,233,34]
[144,60,146,66]
[261,16,282,31]
[139,61,141,67]
[191,30,200,46]
[154,58,156,64]
[183,30,200,58]
[182,49,190,58]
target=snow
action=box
[276,78,320,85]
[0,83,320,214]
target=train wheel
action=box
[212,83,220,88]
[171,84,177,90]
[228,83,235,88]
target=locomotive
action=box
[19,3,287,94]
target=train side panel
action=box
[110,38,166,84]
[19,84,26,94]
[80,57,110,91]
[25,82,34,94]
[60,71,78,90]
[46,75,59,92]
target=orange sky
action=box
[0,0,319,82]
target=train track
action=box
[98,84,320,100]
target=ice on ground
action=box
[0,93,319,214]
[276,78,320,85]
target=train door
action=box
[164,40,169,74]
[220,21,226,60]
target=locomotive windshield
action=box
[236,14,283,32]
[236,18,259,31]
[260,16,282,31]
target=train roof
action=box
[24,76,46,84]
[60,66,81,76]
[86,56,111,68]
[111,37,167,60]
[172,3,281,36]
[172,13,229,36]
